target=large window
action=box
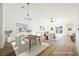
[56,26,63,33]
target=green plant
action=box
[4,30,13,37]
[26,29,32,33]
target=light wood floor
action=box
[0,42,16,56]
[0,36,78,56]
[38,36,78,56]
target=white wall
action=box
[0,3,2,48]
[75,21,79,56]
[3,3,78,41]
[75,4,79,55]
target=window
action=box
[56,26,63,33]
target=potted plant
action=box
[4,30,13,42]
[26,29,32,35]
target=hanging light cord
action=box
[27,3,30,16]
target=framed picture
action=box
[40,26,45,31]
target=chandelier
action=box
[50,18,54,23]
[50,17,55,31]
[21,3,32,21]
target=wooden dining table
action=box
[25,35,41,51]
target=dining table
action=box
[14,32,41,51]
[25,35,41,51]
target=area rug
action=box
[17,42,50,56]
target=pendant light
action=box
[21,3,32,21]
[50,18,54,23]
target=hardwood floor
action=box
[38,36,78,56]
[0,42,16,56]
[0,36,78,56]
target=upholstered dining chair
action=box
[48,33,56,40]
[11,35,21,55]
[11,35,28,55]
